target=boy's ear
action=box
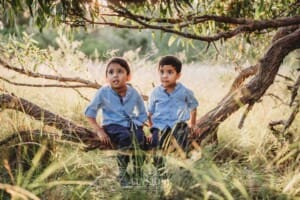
[127,74,132,81]
[176,72,181,79]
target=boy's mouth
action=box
[112,80,119,84]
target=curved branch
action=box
[107,6,300,42]
[0,93,110,150]
[60,3,300,42]
[0,77,96,88]
[290,74,300,106]
[194,27,300,143]
[228,65,258,93]
[269,99,300,134]
[0,58,101,89]
[0,58,149,101]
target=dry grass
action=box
[1,37,299,199]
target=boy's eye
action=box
[108,69,114,75]
[118,69,124,74]
[159,69,175,75]
[167,70,174,75]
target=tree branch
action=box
[238,102,254,129]
[100,7,300,42]
[194,26,300,144]
[0,77,96,88]
[0,58,101,89]
[0,93,110,150]
[0,58,149,101]
[290,74,300,106]
[228,64,258,93]
[269,99,300,134]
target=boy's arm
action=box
[148,113,153,128]
[136,93,148,125]
[86,116,110,145]
[146,113,153,143]
[189,108,197,129]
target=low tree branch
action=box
[228,65,258,93]
[269,99,300,134]
[269,120,286,133]
[0,93,109,150]
[0,58,101,89]
[0,77,95,88]
[0,58,149,101]
[290,74,300,106]
[277,73,294,82]
[194,26,300,144]
[283,102,300,133]
[238,102,254,129]
[266,93,288,105]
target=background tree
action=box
[0,0,299,145]
[0,1,300,199]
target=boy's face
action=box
[106,63,130,90]
[159,65,181,90]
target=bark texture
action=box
[0,93,109,150]
[195,26,300,144]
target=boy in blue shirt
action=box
[85,57,147,187]
[147,55,199,177]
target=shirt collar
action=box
[109,84,133,99]
[158,82,182,94]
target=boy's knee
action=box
[135,126,145,140]
[150,127,160,148]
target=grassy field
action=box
[0,42,299,199]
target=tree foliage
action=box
[0,0,300,143]
[0,0,299,41]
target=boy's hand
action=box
[189,125,200,137]
[96,128,111,145]
[146,134,153,144]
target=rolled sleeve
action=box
[84,90,102,118]
[186,89,199,110]
[147,90,156,114]
[136,95,148,124]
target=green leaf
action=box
[168,35,177,47]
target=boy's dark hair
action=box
[106,57,131,76]
[158,55,182,73]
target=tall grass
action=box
[0,33,299,199]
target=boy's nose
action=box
[161,73,167,77]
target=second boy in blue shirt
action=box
[147,55,199,178]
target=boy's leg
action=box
[132,151,145,183]
[131,125,146,183]
[172,122,190,154]
[116,153,130,186]
[153,128,168,179]
[103,124,132,186]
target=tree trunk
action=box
[1,27,299,151]
[0,93,109,150]
[195,26,300,144]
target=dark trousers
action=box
[149,122,190,152]
[103,124,145,183]
[148,122,190,178]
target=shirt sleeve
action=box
[136,93,148,124]
[186,88,199,110]
[84,89,102,118]
[147,88,156,114]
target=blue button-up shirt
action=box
[85,84,147,127]
[148,82,199,130]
